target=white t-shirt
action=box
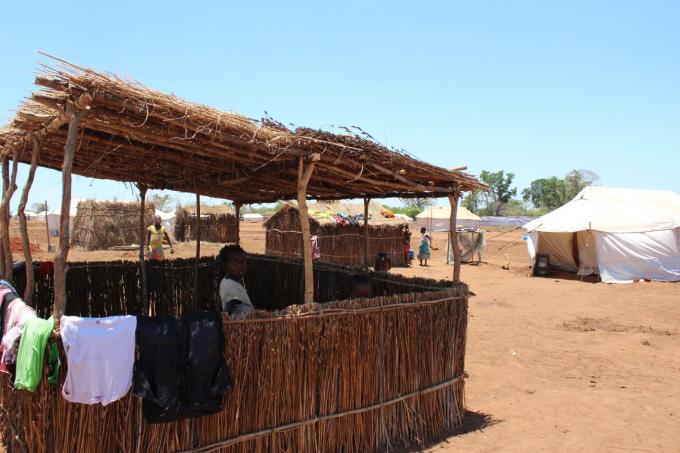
[60,315,137,406]
[219,278,255,317]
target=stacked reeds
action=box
[174,206,237,243]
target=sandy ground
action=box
[9,220,680,452]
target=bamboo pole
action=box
[0,158,6,278]
[448,193,461,283]
[234,202,241,245]
[137,184,148,314]
[363,197,370,269]
[53,104,86,318]
[194,193,201,308]
[18,134,41,303]
[1,148,20,281]
[297,154,319,304]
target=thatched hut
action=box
[266,201,408,267]
[174,204,237,243]
[71,200,155,250]
[0,56,486,453]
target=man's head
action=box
[350,274,371,299]
[219,244,246,281]
[154,215,162,227]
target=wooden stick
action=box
[137,184,148,314]
[448,193,461,283]
[1,147,20,280]
[53,103,85,318]
[297,154,319,304]
[44,201,51,253]
[363,198,370,269]
[18,134,41,303]
[194,193,201,308]
[234,203,241,245]
[0,158,8,278]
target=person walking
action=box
[146,215,174,260]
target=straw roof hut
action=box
[174,204,237,243]
[71,200,155,250]
[0,56,485,453]
[265,201,408,267]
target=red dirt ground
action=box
[9,219,680,452]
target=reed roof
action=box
[265,200,407,227]
[0,56,485,203]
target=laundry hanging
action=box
[134,311,232,423]
[14,317,55,392]
[60,315,136,406]
[1,298,36,372]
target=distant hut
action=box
[265,201,408,267]
[71,200,155,250]
[174,204,237,243]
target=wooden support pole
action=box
[0,158,7,278]
[53,104,85,318]
[194,193,201,308]
[137,184,148,314]
[448,193,462,283]
[363,197,370,269]
[1,148,20,281]
[297,154,319,305]
[234,202,241,245]
[44,201,51,253]
[18,135,41,304]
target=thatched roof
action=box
[265,201,407,227]
[0,55,485,204]
[179,204,235,216]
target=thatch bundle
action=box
[71,200,155,251]
[1,255,467,453]
[174,205,237,243]
[266,202,408,267]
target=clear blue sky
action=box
[2,0,679,211]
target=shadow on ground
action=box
[396,411,501,452]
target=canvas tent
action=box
[416,206,481,232]
[46,198,82,238]
[523,186,680,283]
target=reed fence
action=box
[174,211,237,244]
[1,256,466,453]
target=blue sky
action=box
[1,0,679,211]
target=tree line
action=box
[461,169,599,217]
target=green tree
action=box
[462,190,481,213]
[149,193,174,212]
[398,197,433,212]
[522,177,566,210]
[479,170,517,216]
[563,169,600,200]
[30,202,48,214]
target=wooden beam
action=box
[137,184,148,315]
[234,202,241,245]
[18,135,41,303]
[448,193,462,283]
[297,153,319,304]
[53,103,85,318]
[1,147,20,280]
[194,193,201,308]
[363,197,370,270]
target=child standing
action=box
[418,227,438,266]
[218,245,255,318]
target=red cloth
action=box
[39,261,54,279]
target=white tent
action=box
[523,186,680,283]
[46,198,82,238]
[241,213,263,222]
[394,213,414,222]
[416,206,481,232]
[155,209,176,232]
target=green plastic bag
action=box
[14,316,54,392]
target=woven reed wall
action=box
[174,211,238,243]
[71,201,156,251]
[14,255,449,319]
[0,286,467,453]
[266,208,407,268]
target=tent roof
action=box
[0,56,485,204]
[523,186,680,233]
[415,206,481,221]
